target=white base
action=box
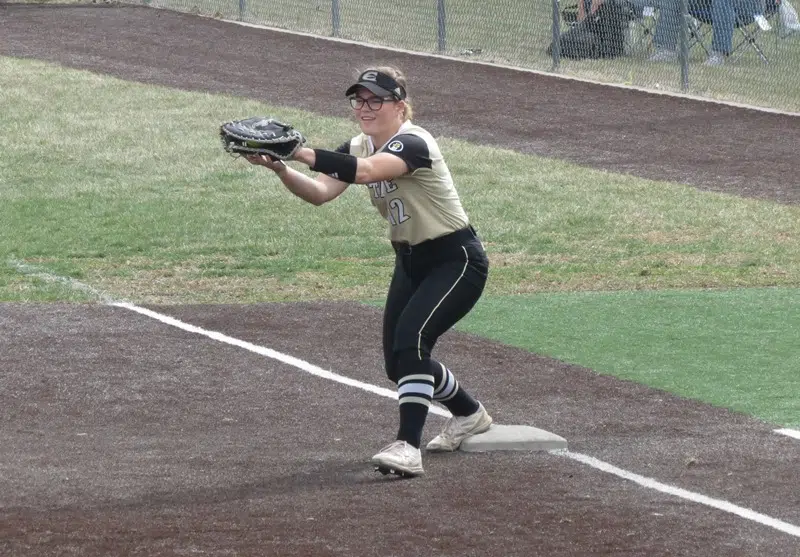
[459,424,567,452]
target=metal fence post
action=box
[437,0,447,52]
[551,0,561,70]
[332,0,341,37]
[679,0,690,91]
[238,0,245,22]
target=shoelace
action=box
[381,440,408,453]
[440,416,466,439]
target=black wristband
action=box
[310,149,358,184]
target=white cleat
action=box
[426,403,493,452]
[371,440,424,478]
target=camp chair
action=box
[628,4,659,54]
[686,0,780,63]
[560,0,657,55]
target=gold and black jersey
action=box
[335,121,469,245]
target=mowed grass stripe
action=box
[2,57,798,303]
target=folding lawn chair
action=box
[628,4,659,54]
[686,0,780,63]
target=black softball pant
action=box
[382,226,489,384]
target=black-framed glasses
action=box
[349,96,394,110]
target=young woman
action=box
[246,66,492,478]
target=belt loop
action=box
[393,241,412,255]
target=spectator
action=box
[579,0,682,59]
[634,0,768,65]
[556,0,636,59]
[578,0,601,20]
[703,0,768,65]
[629,0,685,61]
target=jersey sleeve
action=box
[334,140,352,154]
[382,134,433,171]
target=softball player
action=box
[246,66,492,478]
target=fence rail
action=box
[132,0,800,112]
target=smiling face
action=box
[350,87,405,140]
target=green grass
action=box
[4,57,799,301]
[2,56,798,427]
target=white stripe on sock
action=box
[399,373,435,386]
[398,382,435,398]
[398,395,432,407]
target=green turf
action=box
[455,288,800,427]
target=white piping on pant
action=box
[416,245,470,361]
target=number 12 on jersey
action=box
[387,198,410,226]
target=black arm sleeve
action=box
[309,141,358,184]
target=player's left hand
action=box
[245,154,287,173]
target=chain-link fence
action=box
[117,0,800,112]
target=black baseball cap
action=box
[345,70,407,100]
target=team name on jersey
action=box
[367,180,398,199]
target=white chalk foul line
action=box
[9,260,800,539]
[110,302,800,538]
[558,450,800,538]
[775,428,800,441]
[112,301,445,419]
[11,260,116,304]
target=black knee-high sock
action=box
[395,372,434,448]
[397,404,429,448]
[431,361,480,417]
